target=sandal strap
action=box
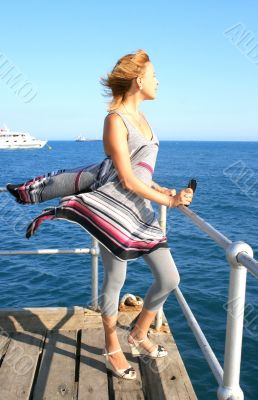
[129,334,147,344]
[102,347,122,356]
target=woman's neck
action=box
[120,102,141,118]
[120,95,142,117]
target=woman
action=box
[6,49,193,380]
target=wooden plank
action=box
[113,328,145,400]
[0,329,11,358]
[170,341,197,399]
[0,307,96,331]
[0,307,141,332]
[78,327,109,400]
[0,330,45,400]
[32,330,77,399]
[0,306,85,316]
[140,331,197,400]
[160,313,197,399]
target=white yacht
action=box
[75,135,88,141]
[0,127,47,149]
[75,135,97,141]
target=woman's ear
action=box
[136,76,143,88]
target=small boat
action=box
[0,127,47,149]
[75,135,97,142]
[75,135,88,141]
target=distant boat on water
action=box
[0,127,47,149]
[75,135,98,142]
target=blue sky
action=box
[0,1,257,140]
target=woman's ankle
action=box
[105,336,121,352]
[129,327,148,340]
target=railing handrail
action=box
[0,248,96,256]
[177,204,258,278]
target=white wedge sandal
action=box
[128,334,168,358]
[102,347,137,380]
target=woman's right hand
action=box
[168,187,193,208]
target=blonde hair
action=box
[99,49,150,112]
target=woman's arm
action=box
[125,175,176,207]
[151,180,177,197]
[103,113,176,208]
[103,113,193,207]
[151,180,161,190]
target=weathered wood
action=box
[78,327,109,400]
[0,307,197,399]
[114,328,145,400]
[0,329,11,358]
[140,331,197,399]
[32,330,77,399]
[159,313,197,400]
[0,307,102,331]
[0,331,45,400]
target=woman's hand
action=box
[171,187,193,207]
[153,183,193,207]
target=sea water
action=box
[0,140,257,399]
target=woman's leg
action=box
[36,168,95,201]
[98,242,130,369]
[6,164,98,204]
[129,247,180,350]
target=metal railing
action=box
[0,187,257,399]
[174,204,257,400]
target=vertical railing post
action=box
[217,241,253,400]
[91,235,99,311]
[154,204,167,330]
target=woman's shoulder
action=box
[106,108,124,117]
[105,110,129,132]
[105,109,123,122]
[105,110,127,127]
[103,110,129,142]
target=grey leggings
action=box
[98,242,180,316]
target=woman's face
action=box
[140,62,159,100]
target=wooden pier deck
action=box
[0,306,197,399]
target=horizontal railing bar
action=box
[178,205,232,250]
[0,201,256,278]
[178,205,258,279]
[237,251,258,278]
[0,248,94,256]
[174,286,223,385]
